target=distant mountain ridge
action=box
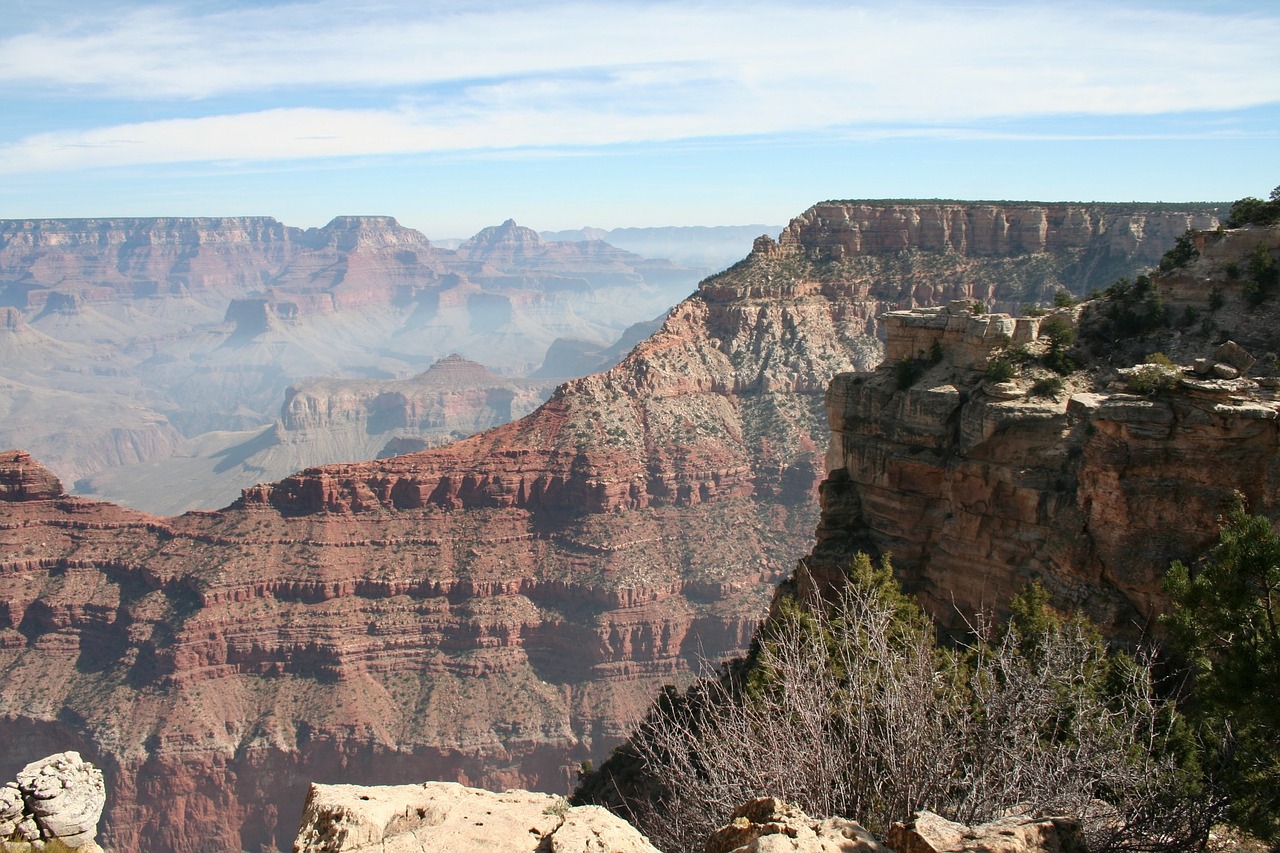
[540,224,785,270]
[0,215,705,507]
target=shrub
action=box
[985,356,1017,382]
[600,558,1213,853]
[896,356,927,389]
[1127,362,1180,395]
[1225,190,1280,228]
[1245,244,1278,307]
[1039,315,1077,350]
[1031,376,1065,398]
[1053,289,1078,308]
[1209,286,1225,311]
[971,301,986,315]
[1039,316,1078,375]
[1159,231,1200,271]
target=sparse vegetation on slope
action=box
[578,556,1211,853]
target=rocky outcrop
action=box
[0,201,1226,853]
[290,781,658,853]
[0,215,706,493]
[703,797,889,853]
[0,451,63,501]
[814,224,1280,632]
[886,812,1086,853]
[1,752,105,852]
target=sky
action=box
[1,0,1277,239]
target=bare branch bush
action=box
[618,561,1213,853]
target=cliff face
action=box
[0,201,1224,853]
[813,223,1280,632]
[0,216,704,496]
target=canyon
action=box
[0,201,1226,853]
[0,216,701,511]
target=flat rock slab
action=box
[291,781,659,853]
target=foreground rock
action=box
[703,797,889,853]
[1,752,105,852]
[291,781,658,853]
[887,811,1086,853]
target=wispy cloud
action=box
[2,1,1278,173]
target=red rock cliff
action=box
[0,201,1223,853]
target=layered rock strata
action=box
[0,201,1225,853]
[814,224,1280,632]
[0,215,700,492]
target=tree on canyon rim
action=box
[1166,496,1280,849]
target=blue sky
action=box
[1,0,1277,239]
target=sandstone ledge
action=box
[291,781,659,853]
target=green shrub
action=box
[1166,497,1280,845]
[1038,316,1078,375]
[1031,376,1065,398]
[1245,244,1278,307]
[1053,289,1077,308]
[1127,363,1180,395]
[985,356,1017,383]
[1159,231,1200,271]
[1225,189,1280,228]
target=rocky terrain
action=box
[0,216,700,507]
[813,222,1280,635]
[0,201,1224,853]
[291,780,659,853]
[76,354,563,516]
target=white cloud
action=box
[2,1,1278,172]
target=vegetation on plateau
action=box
[578,556,1215,853]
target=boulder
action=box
[12,753,105,849]
[290,781,660,853]
[1214,340,1255,374]
[887,811,1087,853]
[703,798,889,853]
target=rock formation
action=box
[77,354,564,516]
[702,797,889,853]
[813,223,1280,633]
[290,781,658,853]
[886,811,1086,853]
[0,201,1226,853]
[1,752,105,852]
[0,216,700,496]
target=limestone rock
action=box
[703,798,889,853]
[14,753,105,849]
[290,781,659,853]
[887,812,1086,853]
[815,250,1280,634]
